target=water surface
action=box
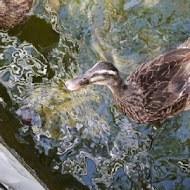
[0,0,190,189]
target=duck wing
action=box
[126,46,190,117]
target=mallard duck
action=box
[0,0,35,29]
[65,38,190,124]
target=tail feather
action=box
[178,38,190,48]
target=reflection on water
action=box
[1,0,190,189]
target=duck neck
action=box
[108,78,128,97]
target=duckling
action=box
[0,0,35,29]
[66,38,190,124]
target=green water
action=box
[0,0,190,189]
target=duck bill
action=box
[65,73,91,91]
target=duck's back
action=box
[0,0,34,29]
[126,39,190,122]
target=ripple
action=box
[1,0,190,189]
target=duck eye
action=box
[103,73,107,77]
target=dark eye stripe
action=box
[92,73,100,77]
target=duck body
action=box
[0,0,34,29]
[114,47,190,123]
[66,38,190,124]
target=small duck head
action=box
[65,61,122,91]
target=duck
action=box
[65,38,190,124]
[0,0,35,29]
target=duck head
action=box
[65,61,122,91]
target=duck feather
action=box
[124,40,190,122]
[0,0,34,29]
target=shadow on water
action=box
[0,0,190,189]
[8,15,61,81]
[8,16,60,56]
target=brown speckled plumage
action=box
[66,38,190,124]
[116,48,190,123]
[0,0,35,29]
